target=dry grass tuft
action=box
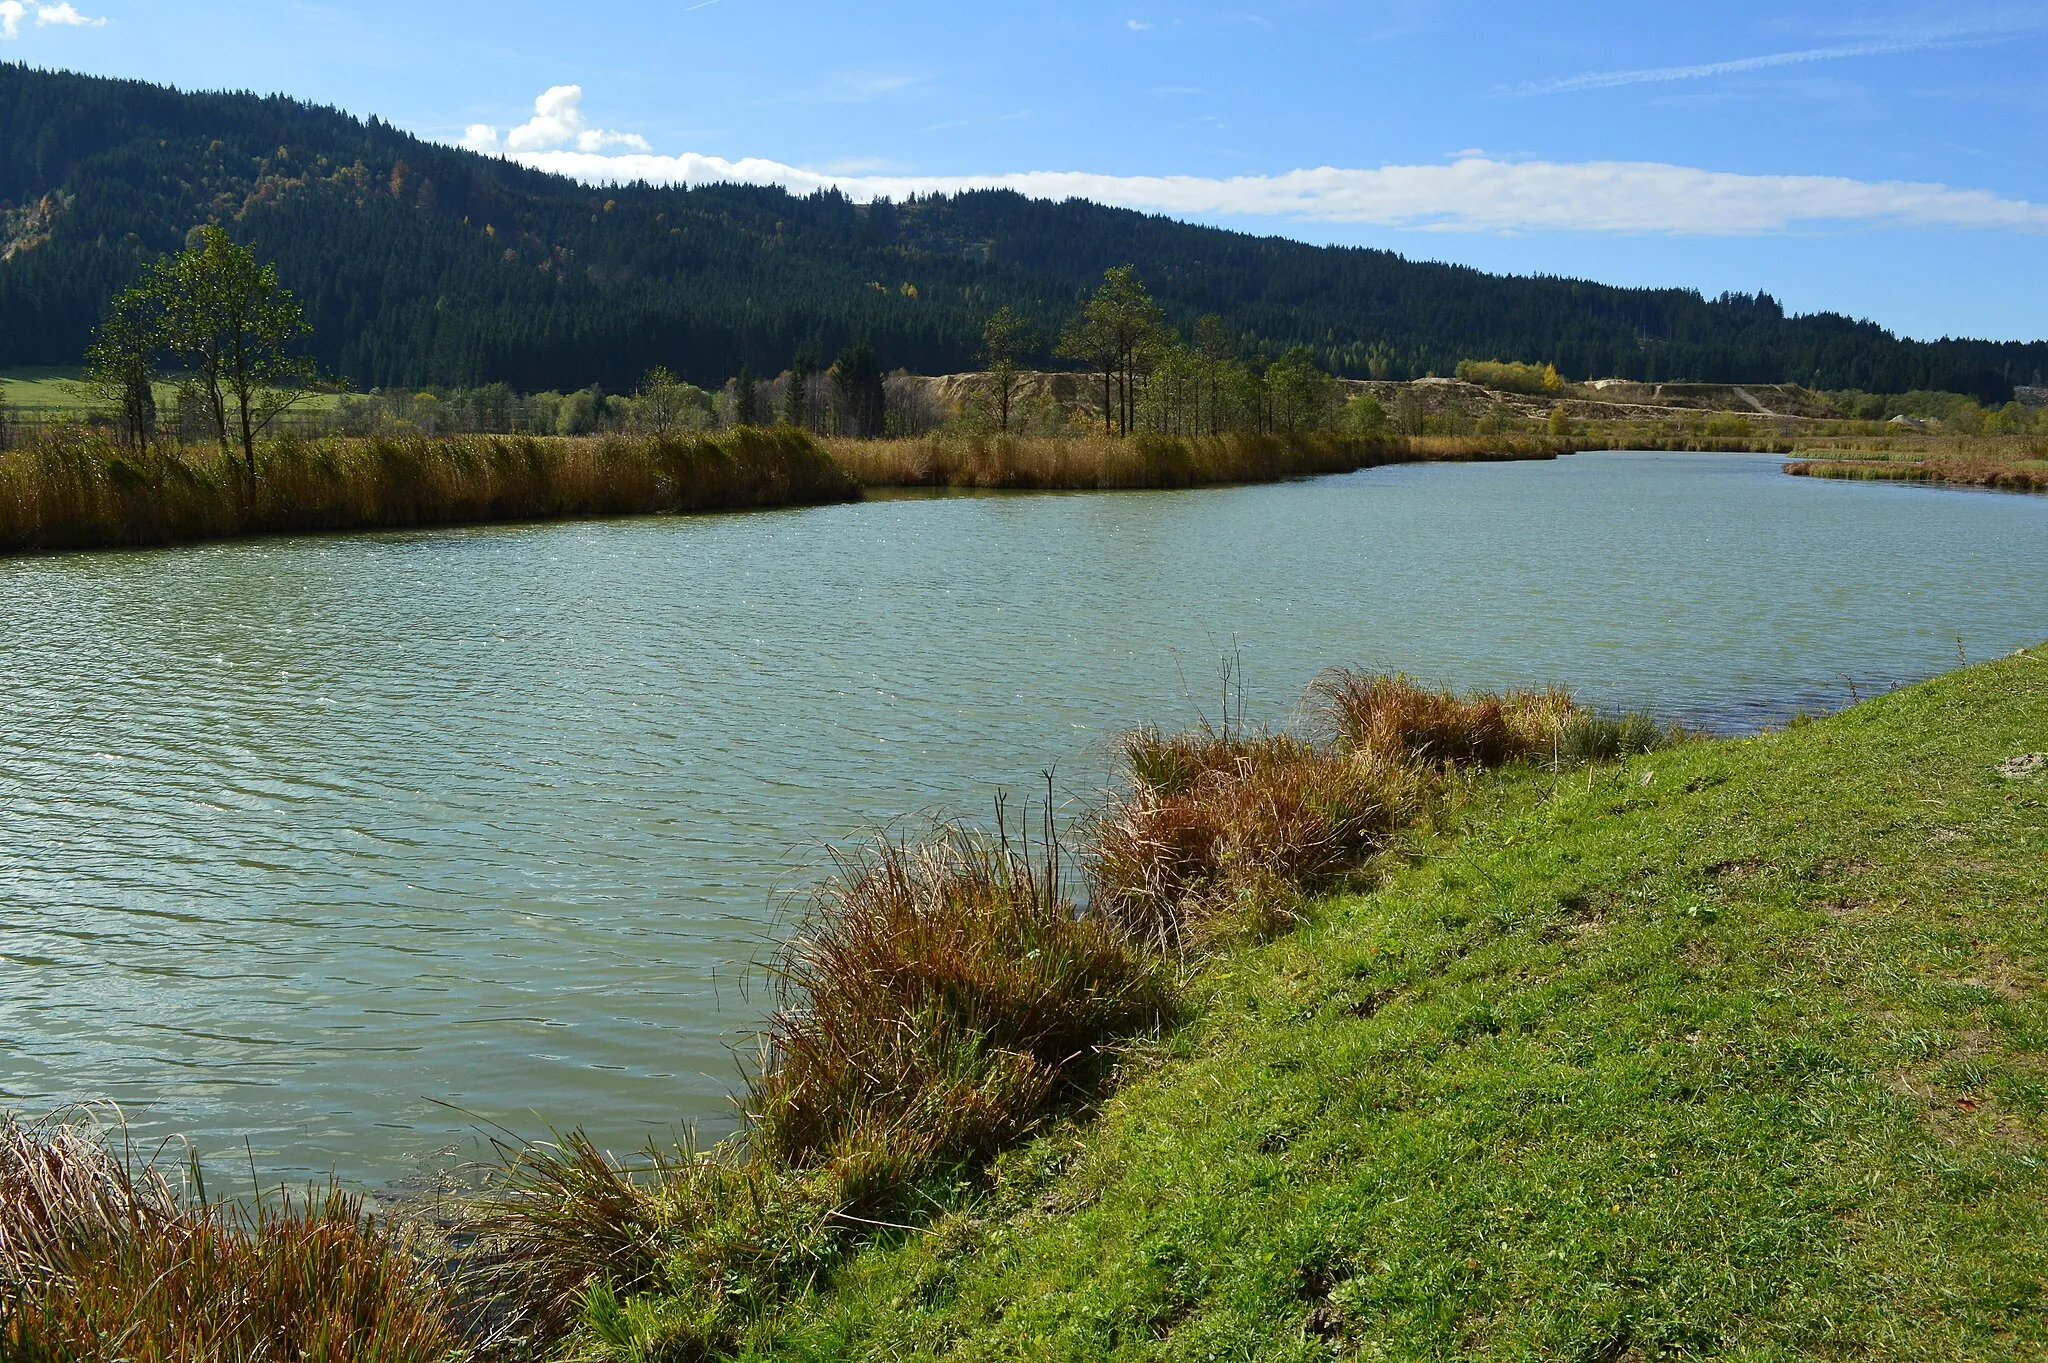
[0,1109,457,1361]
[750,826,1166,1194]
[1309,670,1576,768]
[477,824,1172,1359]
[1091,728,1422,955]
[825,431,1557,492]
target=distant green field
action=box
[0,368,341,417]
[0,368,95,413]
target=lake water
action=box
[3,452,2043,1187]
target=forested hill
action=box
[3,63,2041,400]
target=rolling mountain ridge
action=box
[2,62,2040,400]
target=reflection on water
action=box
[1,453,2042,1185]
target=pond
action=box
[2,452,2043,1187]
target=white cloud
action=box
[2,0,110,36]
[1127,19,1154,30]
[491,149,2048,237]
[36,2,105,25]
[460,85,650,157]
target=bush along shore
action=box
[0,426,859,555]
[9,651,2047,1360]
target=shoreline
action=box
[10,424,2038,560]
[0,430,1577,559]
[0,427,860,557]
[10,651,2044,1356]
[1786,455,2048,494]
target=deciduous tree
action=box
[635,366,694,434]
[1267,345,1334,434]
[980,306,1035,434]
[155,225,317,482]
[82,283,165,454]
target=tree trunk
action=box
[209,382,229,459]
[239,391,256,484]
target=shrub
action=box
[1455,360,1565,394]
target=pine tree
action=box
[831,344,885,438]
[783,348,816,429]
[734,364,758,427]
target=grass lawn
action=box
[739,649,2048,1360]
[0,368,343,417]
[0,367,92,413]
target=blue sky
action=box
[7,0,2045,341]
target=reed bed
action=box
[0,1110,457,1361]
[0,426,858,554]
[825,431,1562,491]
[1570,432,1800,455]
[1785,454,2048,493]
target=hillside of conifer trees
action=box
[3,62,2041,400]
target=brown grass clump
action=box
[749,826,1167,1198]
[0,425,858,554]
[0,1110,458,1361]
[1091,728,1421,954]
[1784,455,2048,493]
[824,431,1556,492]
[1308,670,1576,768]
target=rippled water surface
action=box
[3,452,2043,1185]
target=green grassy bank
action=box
[0,428,858,554]
[738,651,2048,1360]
